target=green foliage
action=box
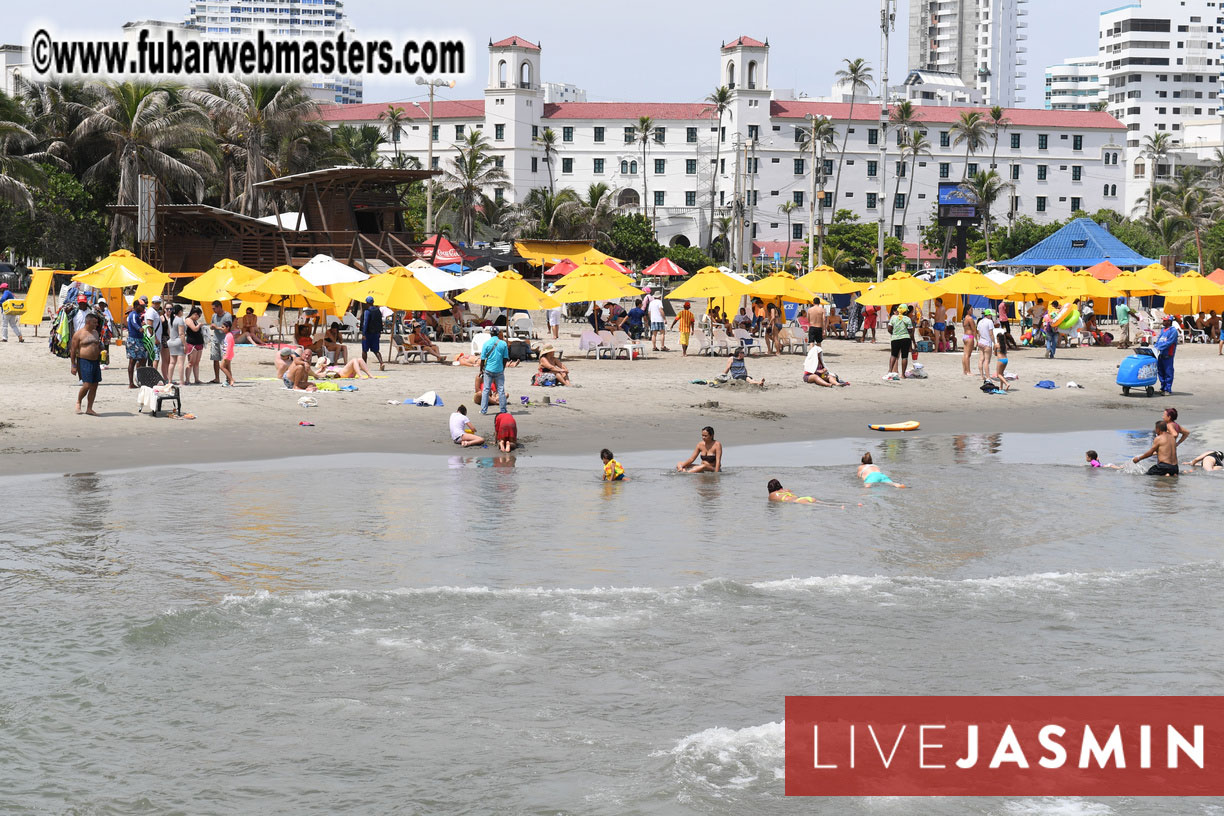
[599,214,661,268]
[664,244,714,273]
[0,164,107,267]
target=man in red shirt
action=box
[494,412,518,452]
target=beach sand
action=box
[2,324,1219,475]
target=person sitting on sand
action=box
[917,317,935,346]
[601,448,627,481]
[313,356,373,379]
[321,323,348,364]
[802,345,848,388]
[721,347,764,386]
[1133,420,1180,476]
[826,310,844,339]
[275,348,299,377]
[767,479,815,503]
[677,426,722,473]
[1184,449,1224,471]
[234,308,264,346]
[409,323,446,362]
[449,404,484,447]
[283,355,317,392]
[858,453,906,488]
[537,345,570,385]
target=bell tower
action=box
[485,36,544,201]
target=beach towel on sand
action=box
[1034,380,1057,389]
[412,390,444,406]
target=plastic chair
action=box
[611,330,647,360]
[580,331,609,359]
[709,329,734,355]
[597,330,629,359]
[510,313,536,340]
[470,332,492,356]
[135,366,181,417]
[732,328,763,355]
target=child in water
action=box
[600,448,626,481]
[1086,450,1101,468]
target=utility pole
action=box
[731,137,743,274]
[876,0,896,282]
[746,139,757,274]
[415,76,454,236]
[805,117,816,271]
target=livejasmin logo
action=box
[784,696,1224,796]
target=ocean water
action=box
[2,427,1222,815]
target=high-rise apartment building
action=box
[1045,56,1105,111]
[1098,0,1223,214]
[183,0,361,104]
[907,0,1028,106]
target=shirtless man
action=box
[805,298,828,345]
[1133,420,1180,476]
[70,312,104,415]
[858,452,906,488]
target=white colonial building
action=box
[320,35,1127,250]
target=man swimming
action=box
[1133,420,1180,476]
[858,453,906,488]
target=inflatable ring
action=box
[1052,306,1079,331]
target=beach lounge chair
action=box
[437,316,461,342]
[597,330,630,359]
[732,328,763,355]
[390,333,424,363]
[1182,316,1208,343]
[709,328,734,356]
[135,366,181,417]
[338,313,358,341]
[611,330,647,360]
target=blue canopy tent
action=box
[995,218,1156,268]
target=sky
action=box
[15,0,1106,107]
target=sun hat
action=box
[0,283,7,289]
[541,344,556,355]
[982,308,995,317]
[151,294,162,302]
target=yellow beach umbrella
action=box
[1058,271,1116,300]
[232,264,334,310]
[665,266,752,300]
[749,271,814,304]
[180,258,262,303]
[1139,263,1176,284]
[935,266,1008,299]
[552,267,643,304]
[1163,270,1224,299]
[72,249,172,289]
[346,269,450,312]
[1000,271,1060,301]
[1105,271,1168,298]
[1036,264,1073,288]
[456,270,560,310]
[796,264,861,295]
[855,272,942,306]
[555,263,638,290]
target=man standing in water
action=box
[70,312,103,415]
[1153,315,1178,394]
[1133,420,1180,476]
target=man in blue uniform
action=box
[1153,314,1179,394]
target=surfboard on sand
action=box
[868,421,920,432]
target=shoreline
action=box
[4,328,1221,477]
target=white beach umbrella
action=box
[407,259,463,292]
[453,264,500,291]
[985,270,1014,286]
[299,254,368,286]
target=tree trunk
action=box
[642,142,649,220]
[902,155,918,246]
[831,96,855,209]
[707,112,722,251]
[889,159,903,232]
[546,151,554,195]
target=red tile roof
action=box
[751,240,802,259]
[771,101,1124,129]
[491,35,540,51]
[317,100,485,121]
[724,36,767,49]
[543,102,715,121]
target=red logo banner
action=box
[785,696,1224,796]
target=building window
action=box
[894,193,905,210]
[1038,134,1049,150]
[654,127,666,144]
[532,125,539,140]
[562,157,573,174]
[720,126,726,143]
[867,160,878,177]
[687,127,698,143]
[1072,165,1082,181]
[896,161,906,178]
[494,123,505,141]
[940,131,950,147]
[867,128,879,145]
[793,190,804,206]
[532,157,538,172]
[685,191,697,206]
[1103,183,1110,196]
[939,162,950,179]
[494,188,504,203]
[454,124,464,139]
[866,192,878,209]
[620,160,628,174]
[431,156,438,170]
[493,156,504,169]
[1110,184,1117,196]
[431,124,439,141]
[594,126,605,142]
[749,158,759,174]
[748,125,759,141]
[1036,196,1047,212]
[793,158,805,175]
[793,223,803,240]
[630,160,637,174]
[654,159,666,174]
[654,191,665,206]
[685,159,697,174]
[1011,165,1020,180]
[1010,133,1021,149]
[1037,164,1048,180]
[562,126,573,142]
[1072,134,1083,150]
[1071,197,1082,211]
[967,163,979,177]
[624,126,634,144]
[594,158,604,174]
[823,159,833,177]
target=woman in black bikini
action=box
[1185,450,1224,471]
[677,425,723,473]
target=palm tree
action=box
[534,126,559,194]
[185,79,317,216]
[0,120,50,210]
[438,130,509,244]
[704,85,733,250]
[778,200,799,262]
[1208,146,1224,186]
[957,170,1012,260]
[330,124,386,167]
[898,130,932,242]
[635,115,654,221]
[831,57,873,208]
[15,77,95,172]
[521,187,579,239]
[987,105,1011,172]
[476,194,523,241]
[1141,132,1173,216]
[712,214,733,261]
[72,81,210,246]
[378,104,410,164]
[825,246,853,273]
[798,115,837,265]
[560,182,622,243]
[1158,170,1217,273]
[950,110,988,179]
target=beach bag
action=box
[2,298,25,315]
[49,307,72,358]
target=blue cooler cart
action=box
[1117,346,1158,396]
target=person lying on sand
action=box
[313,356,373,379]
[858,453,906,488]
